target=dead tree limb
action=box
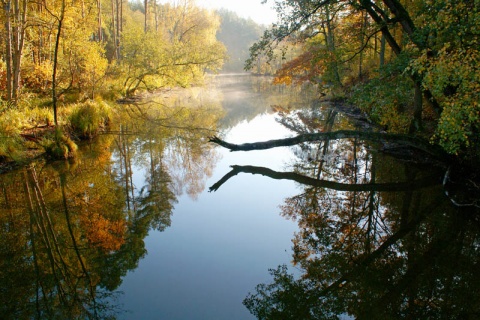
[209,130,449,160]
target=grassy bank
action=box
[0,98,114,171]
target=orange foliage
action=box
[273,51,325,85]
[80,211,126,252]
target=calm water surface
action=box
[1,74,479,319]
[116,81,303,319]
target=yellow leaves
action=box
[378,104,410,134]
[273,75,293,85]
[120,2,226,91]
[410,39,479,153]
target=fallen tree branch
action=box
[209,130,450,160]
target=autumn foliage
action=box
[249,0,480,157]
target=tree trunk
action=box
[111,0,118,60]
[324,5,342,86]
[154,0,158,31]
[3,1,13,102]
[144,0,148,32]
[379,34,386,67]
[358,11,368,79]
[2,0,26,104]
[116,0,121,58]
[409,81,423,134]
[52,0,65,126]
[361,0,442,116]
[97,0,103,41]
[12,0,27,103]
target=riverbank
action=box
[0,99,113,173]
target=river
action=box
[0,74,479,319]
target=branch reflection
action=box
[211,101,480,319]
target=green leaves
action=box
[120,4,226,95]
[412,46,480,154]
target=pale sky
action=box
[197,0,277,25]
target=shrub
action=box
[349,73,413,133]
[41,128,78,159]
[69,100,112,139]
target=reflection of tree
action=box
[209,165,440,193]
[116,89,222,200]
[244,197,480,319]
[0,160,125,319]
[215,74,319,130]
[0,129,173,318]
[210,101,478,318]
[136,141,176,231]
[0,86,224,318]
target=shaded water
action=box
[1,74,479,319]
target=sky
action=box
[196,0,278,26]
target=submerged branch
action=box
[209,130,449,160]
[208,165,442,193]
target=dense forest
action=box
[0,0,231,163]
[215,9,265,73]
[1,0,225,103]
[246,0,479,161]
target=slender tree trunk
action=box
[379,34,386,67]
[362,0,441,116]
[144,0,148,32]
[409,81,423,133]
[358,11,368,79]
[1,0,27,105]
[325,5,342,86]
[97,0,103,41]
[154,0,158,31]
[3,0,13,102]
[116,0,121,58]
[12,0,25,102]
[111,0,118,60]
[37,1,44,64]
[52,0,66,126]
[119,0,122,33]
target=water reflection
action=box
[0,86,224,319]
[211,100,480,318]
[3,75,476,319]
[1,160,126,319]
[214,74,319,129]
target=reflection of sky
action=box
[117,91,301,319]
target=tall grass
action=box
[68,100,112,139]
[0,108,24,161]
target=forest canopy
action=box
[247,0,480,156]
[0,0,227,105]
[0,0,234,161]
